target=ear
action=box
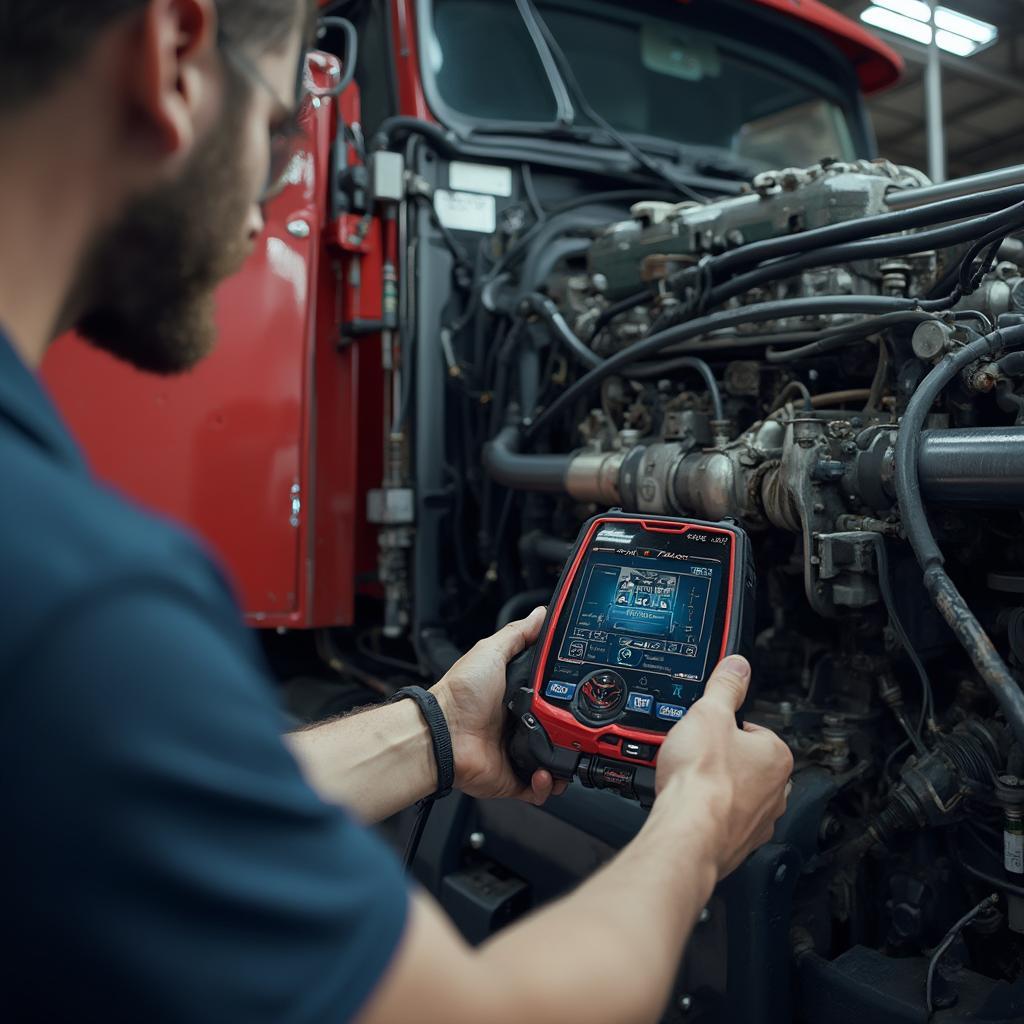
[129,0,219,163]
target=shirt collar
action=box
[0,331,87,472]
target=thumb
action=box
[490,607,547,662]
[700,655,751,714]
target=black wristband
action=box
[387,686,455,800]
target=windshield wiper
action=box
[513,0,575,129]
[515,0,707,204]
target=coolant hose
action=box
[895,322,1024,749]
[482,426,573,492]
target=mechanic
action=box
[0,2,793,1022]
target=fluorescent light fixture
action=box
[861,0,998,57]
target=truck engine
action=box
[389,153,1024,1022]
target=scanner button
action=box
[655,702,686,722]
[544,680,577,702]
[621,741,656,761]
[625,692,654,715]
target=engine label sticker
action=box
[434,190,497,234]
[449,162,513,197]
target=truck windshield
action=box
[424,0,860,171]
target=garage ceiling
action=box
[821,0,1024,180]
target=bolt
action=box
[287,218,311,239]
[679,995,693,1013]
[698,907,711,924]
[469,832,486,851]
[774,863,789,885]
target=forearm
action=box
[480,784,717,1023]
[285,700,438,822]
[361,782,719,1024]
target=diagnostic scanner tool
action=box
[508,513,755,807]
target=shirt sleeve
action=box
[4,577,409,1024]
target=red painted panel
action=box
[42,79,339,627]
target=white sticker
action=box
[434,190,497,234]
[1006,831,1024,874]
[449,161,514,197]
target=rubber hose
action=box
[894,323,1024,749]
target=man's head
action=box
[0,0,317,374]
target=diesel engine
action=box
[412,157,1024,1021]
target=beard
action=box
[71,97,254,376]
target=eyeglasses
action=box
[218,31,312,202]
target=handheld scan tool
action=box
[508,513,755,807]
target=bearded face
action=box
[71,92,256,376]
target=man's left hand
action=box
[434,608,568,805]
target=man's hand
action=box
[433,608,567,806]
[655,655,793,880]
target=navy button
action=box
[625,692,654,715]
[655,702,686,722]
[544,680,577,702]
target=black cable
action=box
[894,322,1024,751]
[526,294,602,369]
[411,192,472,270]
[521,164,546,226]
[590,289,654,340]
[868,534,934,735]
[925,893,999,1015]
[766,311,936,364]
[624,356,724,419]
[703,213,1020,313]
[712,182,1024,279]
[524,295,937,440]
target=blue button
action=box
[545,680,577,702]
[655,702,686,722]
[625,692,654,715]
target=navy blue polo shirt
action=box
[0,332,408,1022]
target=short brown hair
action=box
[0,0,317,112]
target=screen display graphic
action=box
[556,546,724,684]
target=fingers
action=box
[700,655,751,714]
[489,606,547,662]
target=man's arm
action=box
[357,655,792,1024]
[286,609,563,823]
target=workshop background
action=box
[823,0,1024,177]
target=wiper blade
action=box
[513,0,575,128]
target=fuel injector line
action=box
[895,322,1024,750]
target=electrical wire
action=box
[711,182,1024,279]
[626,356,725,419]
[925,893,999,1016]
[867,534,934,735]
[703,202,1024,312]
[766,312,936,364]
[524,295,941,440]
[521,164,546,226]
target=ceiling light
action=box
[861,1,998,57]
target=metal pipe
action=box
[886,165,1024,211]
[925,0,946,185]
[918,427,1024,505]
[482,426,574,492]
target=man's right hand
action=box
[357,653,794,1024]
[655,655,793,881]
